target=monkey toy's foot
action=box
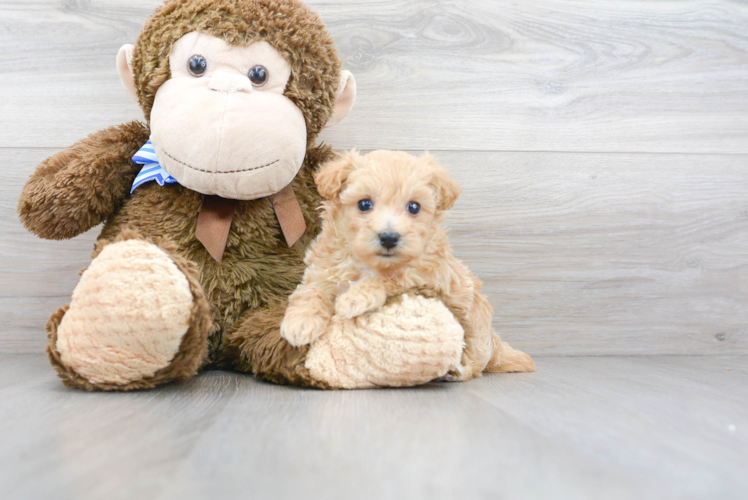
[304,294,465,389]
[47,234,211,391]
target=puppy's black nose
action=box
[379,232,400,250]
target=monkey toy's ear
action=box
[325,70,356,128]
[116,44,138,102]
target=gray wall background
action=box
[1,0,747,355]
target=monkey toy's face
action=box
[151,32,306,200]
[118,31,355,200]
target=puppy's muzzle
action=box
[379,232,400,250]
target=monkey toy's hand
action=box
[280,289,333,347]
[18,122,149,240]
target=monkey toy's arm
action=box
[18,121,149,240]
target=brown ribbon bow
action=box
[195,185,306,263]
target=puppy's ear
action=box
[315,150,359,200]
[424,155,461,211]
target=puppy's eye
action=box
[358,199,373,212]
[188,55,208,77]
[248,65,268,86]
[407,201,421,215]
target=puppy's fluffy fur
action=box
[281,150,535,380]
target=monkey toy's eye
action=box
[248,65,268,87]
[358,199,373,212]
[188,55,208,77]
[407,201,421,215]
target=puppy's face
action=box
[315,151,461,272]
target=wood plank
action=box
[443,151,748,355]
[0,354,746,500]
[1,0,747,152]
[3,148,746,355]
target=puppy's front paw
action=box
[334,289,385,319]
[280,308,329,347]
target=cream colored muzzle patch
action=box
[56,240,194,385]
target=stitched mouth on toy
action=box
[162,148,280,174]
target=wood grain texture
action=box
[2,1,746,354]
[0,354,746,500]
[1,0,747,152]
[445,151,748,355]
[3,2,747,498]
[3,148,746,355]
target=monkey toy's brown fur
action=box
[18,0,345,390]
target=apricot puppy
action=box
[281,150,535,380]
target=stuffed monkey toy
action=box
[17,0,471,390]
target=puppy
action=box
[281,150,535,380]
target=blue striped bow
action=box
[130,140,178,193]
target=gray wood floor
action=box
[1,354,746,500]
